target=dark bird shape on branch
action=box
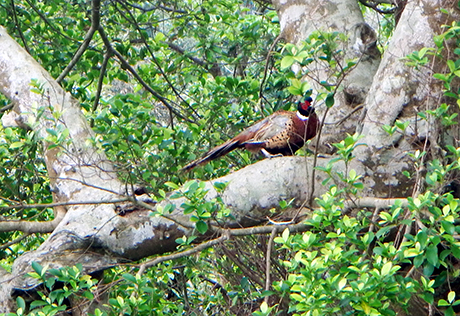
[182,97,319,171]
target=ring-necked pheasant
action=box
[182,97,319,171]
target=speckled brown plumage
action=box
[182,98,319,171]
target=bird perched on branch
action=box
[182,97,319,171]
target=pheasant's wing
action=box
[242,111,292,144]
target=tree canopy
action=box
[0,0,460,315]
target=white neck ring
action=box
[297,111,309,121]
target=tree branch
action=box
[264,226,277,302]
[0,206,66,233]
[165,41,221,77]
[97,26,194,123]
[113,0,201,119]
[0,233,31,250]
[22,0,75,42]
[92,49,111,113]
[358,0,397,14]
[10,0,30,54]
[123,0,188,14]
[56,0,101,83]
[0,198,129,211]
[137,232,230,275]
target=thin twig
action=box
[10,0,30,54]
[97,26,193,123]
[113,0,198,118]
[0,103,13,113]
[165,41,207,68]
[137,232,230,275]
[308,106,331,205]
[264,226,278,303]
[0,233,31,250]
[124,1,188,14]
[0,198,129,211]
[23,0,75,42]
[323,104,364,126]
[358,0,397,14]
[92,50,111,113]
[259,34,282,102]
[56,0,101,83]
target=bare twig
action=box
[368,207,381,233]
[358,0,397,14]
[222,243,265,287]
[97,26,193,123]
[0,233,31,250]
[137,231,230,275]
[199,275,231,303]
[56,0,101,83]
[165,41,207,69]
[92,50,111,113]
[0,198,129,211]
[324,104,364,126]
[343,197,408,210]
[10,0,30,54]
[264,226,278,303]
[123,1,188,14]
[308,105,331,205]
[23,0,75,42]
[113,0,198,118]
[136,221,313,278]
[0,103,13,113]
[259,34,282,102]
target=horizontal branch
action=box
[344,197,408,210]
[0,198,129,211]
[136,221,310,274]
[0,206,66,233]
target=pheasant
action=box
[182,97,319,171]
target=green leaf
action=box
[433,73,448,82]
[426,244,439,266]
[448,290,456,304]
[196,220,208,234]
[31,261,43,276]
[9,142,24,149]
[438,299,450,307]
[122,273,137,283]
[441,221,455,235]
[30,300,47,308]
[282,227,290,243]
[260,301,268,313]
[381,261,392,276]
[451,245,460,259]
[325,93,335,108]
[337,278,347,291]
[281,56,295,69]
[164,203,175,214]
[164,182,179,190]
[16,297,26,310]
[445,307,455,316]
[83,291,94,300]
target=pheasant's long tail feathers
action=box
[181,139,241,172]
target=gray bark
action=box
[272,0,382,151]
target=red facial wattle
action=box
[301,101,311,111]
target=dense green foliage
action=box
[1,0,460,315]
